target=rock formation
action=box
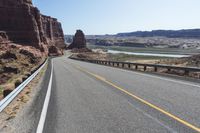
[0,0,65,55]
[68,30,86,49]
[0,0,66,98]
[0,32,10,44]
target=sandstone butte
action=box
[68,30,87,49]
[0,0,66,97]
[0,0,66,56]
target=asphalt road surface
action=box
[41,55,200,133]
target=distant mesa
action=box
[68,30,87,49]
[116,29,200,38]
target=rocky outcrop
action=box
[48,46,63,56]
[0,0,65,55]
[0,31,10,44]
[68,30,86,49]
[0,0,65,97]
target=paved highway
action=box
[40,55,200,133]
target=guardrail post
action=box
[128,63,131,69]
[154,67,158,72]
[122,63,124,68]
[135,65,138,70]
[184,70,189,76]
[144,66,147,71]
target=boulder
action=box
[3,66,19,74]
[48,45,63,56]
[3,89,13,98]
[0,51,17,60]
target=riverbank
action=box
[107,50,190,58]
[70,49,200,78]
[88,45,200,55]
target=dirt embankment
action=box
[71,49,200,67]
[0,43,45,99]
[157,54,200,67]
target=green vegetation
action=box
[0,86,3,95]
[88,44,199,55]
[108,53,171,62]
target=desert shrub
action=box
[0,86,3,94]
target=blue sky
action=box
[33,0,200,35]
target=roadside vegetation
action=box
[107,53,170,63]
[0,86,3,95]
[88,44,200,55]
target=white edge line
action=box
[36,60,53,133]
[118,68,200,88]
[73,59,200,88]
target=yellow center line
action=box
[73,64,200,132]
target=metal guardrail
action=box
[69,57,200,77]
[0,59,48,112]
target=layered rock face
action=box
[0,0,65,55]
[68,30,86,49]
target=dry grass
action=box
[0,44,46,99]
[0,63,47,124]
[0,86,3,95]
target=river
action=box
[107,50,191,58]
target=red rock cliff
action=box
[0,0,65,55]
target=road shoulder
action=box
[0,60,51,133]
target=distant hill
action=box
[65,29,200,50]
[117,29,200,38]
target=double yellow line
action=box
[74,64,200,132]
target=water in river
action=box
[107,50,191,58]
